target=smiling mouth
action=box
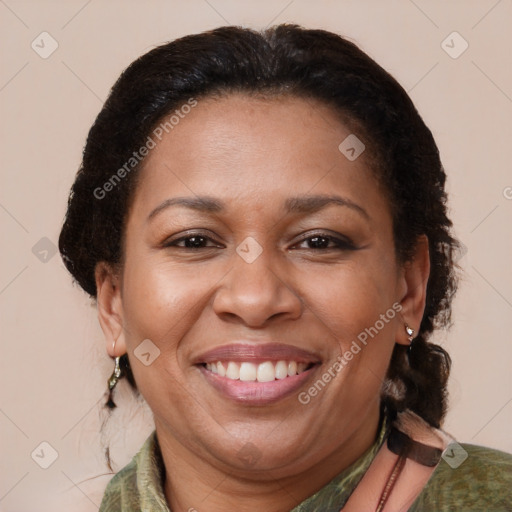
[197,360,320,405]
[202,360,316,382]
[194,342,322,404]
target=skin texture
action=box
[95,94,430,512]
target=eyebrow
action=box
[284,194,369,219]
[147,194,369,222]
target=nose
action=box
[212,248,303,327]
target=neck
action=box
[156,410,382,512]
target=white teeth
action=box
[275,360,288,380]
[205,360,312,381]
[217,361,226,377]
[239,362,257,381]
[226,361,240,380]
[256,361,276,382]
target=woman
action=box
[58,24,512,511]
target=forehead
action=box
[129,93,385,219]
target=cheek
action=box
[310,255,398,337]
[119,258,202,416]
[119,257,226,399]
[121,256,208,343]
[306,254,400,398]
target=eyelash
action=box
[294,232,356,251]
[164,231,357,251]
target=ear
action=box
[395,235,430,346]
[95,262,126,357]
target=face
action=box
[97,93,428,479]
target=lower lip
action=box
[198,364,319,405]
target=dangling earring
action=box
[106,340,123,409]
[405,324,415,355]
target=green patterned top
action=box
[99,420,512,511]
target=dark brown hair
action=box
[59,24,459,428]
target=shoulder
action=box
[411,443,512,511]
[99,431,160,512]
[98,456,139,512]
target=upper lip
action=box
[193,343,322,365]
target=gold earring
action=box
[108,356,122,391]
[106,340,123,409]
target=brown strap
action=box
[387,427,442,467]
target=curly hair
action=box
[59,24,459,429]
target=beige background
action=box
[1,1,511,510]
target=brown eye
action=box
[164,231,223,249]
[293,232,356,251]
[176,236,210,248]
